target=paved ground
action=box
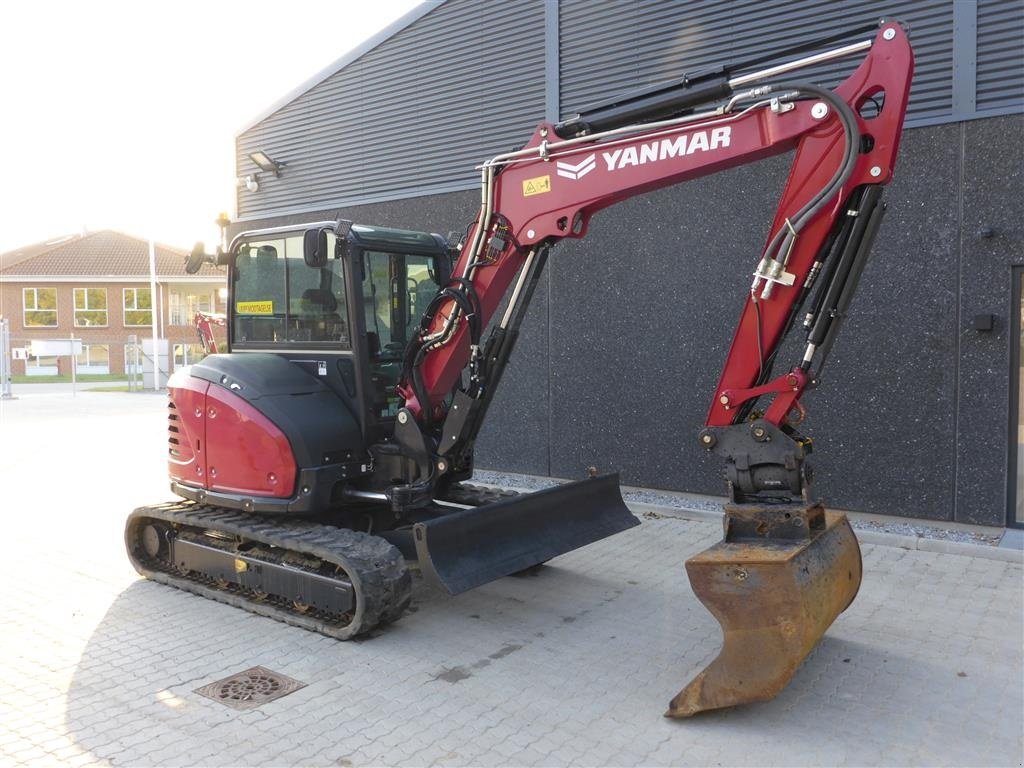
[0,389,1021,767]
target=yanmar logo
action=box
[556,127,732,181]
[556,153,596,180]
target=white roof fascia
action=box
[235,1,445,138]
[0,275,225,284]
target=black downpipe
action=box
[803,185,886,375]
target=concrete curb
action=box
[854,529,1024,563]
[631,501,1024,564]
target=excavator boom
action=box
[393,21,913,716]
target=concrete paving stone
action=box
[2,391,1023,768]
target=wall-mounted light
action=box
[248,150,284,177]
[236,175,260,192]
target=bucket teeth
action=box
[668,507,862,718]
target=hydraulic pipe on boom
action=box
[395,21,913,716]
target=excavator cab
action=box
[227,224,449,440]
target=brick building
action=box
[0,230,226,376]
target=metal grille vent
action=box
[194,666,306,710]
[167,400,181,457]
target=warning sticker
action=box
[236,300,274,315]
[522,175,552,197]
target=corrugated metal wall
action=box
[235,0,1022,222]
[976,0,1024,112]
[558,0,955,124]
[235,0,545,220]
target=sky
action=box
[0,0,424,254]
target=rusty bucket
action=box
[668,504,861,718]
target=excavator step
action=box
[414,472,640,594]
[668,506,862,717]
[125,502,411,639]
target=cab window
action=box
[363,250,441,418]
[232,235,350,347]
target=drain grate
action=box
[194,666,306,710]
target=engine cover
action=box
[167,353,366,512]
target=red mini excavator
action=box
[127,21,913,717]
[193,311,226,355]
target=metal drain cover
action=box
[195,666,306,710]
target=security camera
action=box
[245,176,259,193]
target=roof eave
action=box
[0,275,225,283]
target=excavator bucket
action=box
[668,504,861,718]
[415,472,639,594]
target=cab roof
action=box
[349,224,447,253]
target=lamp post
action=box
[149,239,159,390]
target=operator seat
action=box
[299,288,347,343]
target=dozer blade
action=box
[415,472,639,594]
[668,505,861,718]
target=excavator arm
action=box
[391,21,914,717]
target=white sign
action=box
[30,339,83,356]
[12,347,29,360]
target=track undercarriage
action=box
[126,475,637,638]
[126,502,412,638]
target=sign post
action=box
[0,318,13,400]
[149,240,160,391]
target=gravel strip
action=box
[470,469,1003,547]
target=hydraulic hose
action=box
[757,82,860,268]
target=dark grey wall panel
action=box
[236,0,544,220]
[806,122,960,520]
[559,0,956,126]
[545,159,775,493]
[229,0,1024,524]
[541,124,960,519]
[956,115,1024,525]
[976,0,1024,113]
[471,269,551,477]
[233,117,1022,524]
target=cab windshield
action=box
[231,234,350,347]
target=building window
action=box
[23,287,57,327]
[124,287,153,327]
[25,353,58,375]
[169,290,213,326]
[76,344,110,374]
[74,287,108,327]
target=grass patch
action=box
[12,374,129,384]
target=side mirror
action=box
[303,228,329,268]
[185,242,209,274]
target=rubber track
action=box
[126,501,411,639]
